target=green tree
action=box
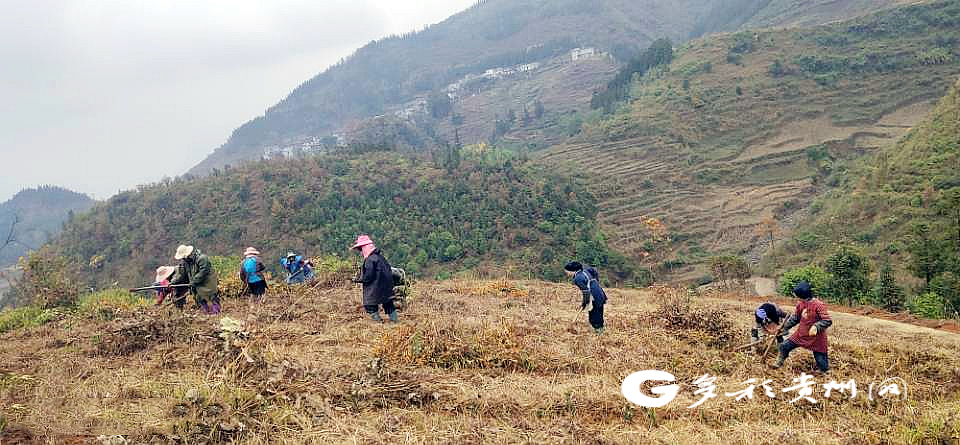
[907,223,947,286]
[779,265,830,298]
[872,263,905,311]
[930,271,960,316]
[825,246,871,306]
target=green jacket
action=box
[170,249,219,301]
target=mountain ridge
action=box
[188,0,917,175]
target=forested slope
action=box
[53,148,636,288]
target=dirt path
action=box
[747,277,777,296]
[719,288,960,336]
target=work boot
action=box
[211,303,221,314]
[369,312,383,322]
[200,302,211,314]
[388,311,399,323]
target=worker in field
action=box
[170,244,221,314]
[752,302,788,348]
[280,251,315,284]
[772,281,832,374]
[351,235,398,322]
[153,266,181,306]
[564,261,607,334]
[239,247,267,302]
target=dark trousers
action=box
[780,339,829,372]
[172,288,189,309]
[365,300,396,315]
[247,280,267,297]
[588,304,604,329]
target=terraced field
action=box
[536,0,960,276]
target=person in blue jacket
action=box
[564,261,607,334]
[280,251,314,284]
[240,247,267,301]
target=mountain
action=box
[188,0,914,175]
[535,0,960,279]
[769,76,960,289]
[51,148,640,289]
[0,186,95,267]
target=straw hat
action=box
[174,245,194,260]
[351,235,374,249]
[243,247,260,257]
[155,266,176,283]
[286,251,297,259]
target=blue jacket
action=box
[280,255,314,284]
[573,267,607,307]
[241,256,265,284]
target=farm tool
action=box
[128,284,190,293]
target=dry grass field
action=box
[1,279,959,444]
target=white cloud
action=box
[0,0,476,202]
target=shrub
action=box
[909,291,946,319]
[12,249,83,309]
[778,265,830,298]
[77,289,149,320]
[0,306,59,334]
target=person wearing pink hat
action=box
[152,265,179,306]
[351,235,398,322]
[239,247,267,301]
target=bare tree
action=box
[0,214,19,253]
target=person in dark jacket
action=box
[752,302,788,347]
[772,281,832,373]
[351,235,397,322]
[240,247,267,302]
[170,244,221,314]
[564,261,607,334]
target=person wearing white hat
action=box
[169,244,221,314]
[279,251,314,284]
[239,247,267,301]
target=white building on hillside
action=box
[571,47,596,61]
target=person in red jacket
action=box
[772,281,832,373]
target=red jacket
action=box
[786,298,832,353]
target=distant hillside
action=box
[771,77,960,282]
[52,148,638,288]
[0,186,95,267]
[536,0,960,279]
[189,0,909,175]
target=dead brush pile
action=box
[309,256,356,289]
[373,320,537,371]
[458,278,530,299]
[94,310,195,356]
[650,285,737,348]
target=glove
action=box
[808,325,818,336]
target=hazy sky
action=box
[0,0,477,203]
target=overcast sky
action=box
[0,0,477,203]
